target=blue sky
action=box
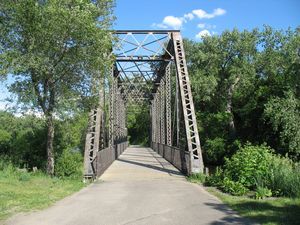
[0,0,299,110]
[114,0,299,39]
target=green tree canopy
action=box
[0,0,114,174]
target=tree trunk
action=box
[46,113,55,175]
[226,76,240,138]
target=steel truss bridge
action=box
[83,30,204,179]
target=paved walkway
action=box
[5,147,253,225]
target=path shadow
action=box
[117,158,182,176]
[122,153,157,158]
[204,202,257,225]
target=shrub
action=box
[55,149,83,178]
[224,143,273,189]
[255,187,272,199]
[211,143,300,198]
[205,167,224,187]
[220,177,248,196]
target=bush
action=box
[55,149,83,178]
[0,159,16,179]
[205,167,224,187]
[224,143,273,189]
[220,177,248,196]
[206,143,300,198]
[255,187,272,199]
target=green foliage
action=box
[185,26,300,163]
[267,156,300,198]
[205,143,300,198]
[0,110,87,175]
[205,167,224,187]
[205,168,248,196]
[204,137,226,165]
[187,173,207,183]
[224,143,273,188]
[54,112,88,156]
[0,111,47,169]
[255,187,272,199]
[55,149,83,178]
[220,177,248,196]
[127,103,150,145]
[0,0,114,174]
[264,91,300,158]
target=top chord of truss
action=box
[115,30,180,34]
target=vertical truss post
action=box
[120,97,123,141]
[121,97,126,141]
[99,80,105,150]
[165,63,172,146]
[176,75,180,147]
[152,100,156,143]
[156,90,161,144]
[160,78,165,145]
[83,77,104,179]
[172,32,204,174]
[115,90,120,143]
[109,69,115,148]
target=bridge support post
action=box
[165,63,172,146]
[83,77,105,180]
[172,32,204,174]
[109,69,116,148]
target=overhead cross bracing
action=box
[83,30,204,180]
[113,30,174,104]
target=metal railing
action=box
[151,142,190,175]
[95,141,128,177]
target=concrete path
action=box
[5,147,253,225]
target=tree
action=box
[264,91,300,158]
[186,29,258,139]
[185,26,300,163]
[0,0,114,175]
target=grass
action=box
[186,172,207,183]
[0,168,85,221]
[206,187,300,225]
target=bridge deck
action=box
[6,147,252,225]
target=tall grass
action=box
[267,156,300,198]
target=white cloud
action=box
[193,9,212,19]
[197,23,206,29]
[213,8,226,16]
[151,23,168,29]
[153,16,184,29]
[183,13,194,21]
[152,7,225,31]
[193,8,226,19]
[197,23,217,29]
[195,30,211,39]
[162,16,183,29]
